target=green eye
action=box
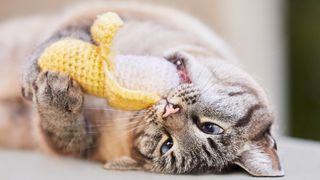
[160,138,173,155]
[200,122,224,135]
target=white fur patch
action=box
[238,144,284,176]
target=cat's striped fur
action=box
[0,1,283,177]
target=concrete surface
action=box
[0,137,319,180]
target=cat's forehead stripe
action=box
[235,104,262,127]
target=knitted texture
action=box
[38,12,160,110]
[113,55,180,96]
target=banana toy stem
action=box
[38,12,161,111]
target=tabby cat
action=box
[0,1,284,177]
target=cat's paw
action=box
[33,71,83,114]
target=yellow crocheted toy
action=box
[38,12,160,110]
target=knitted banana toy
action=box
[38,12,161,110]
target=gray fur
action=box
[19,2,284,176]
[127,52,283,176]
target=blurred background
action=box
[0,0,318,141]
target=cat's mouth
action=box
[160,53,192,118]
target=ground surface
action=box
[0,137,319,180]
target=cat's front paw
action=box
[33,71,83,114]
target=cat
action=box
[0,1,284,177]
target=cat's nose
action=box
[162,103,180,118]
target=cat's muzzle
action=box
[162,100,181,119]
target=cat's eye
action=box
[160,138,173,155]
[192,114,224,135]
[199,122,224,135]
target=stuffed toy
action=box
[38,12,161,110]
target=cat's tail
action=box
[0,97,36,149]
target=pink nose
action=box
[162,103,180,118]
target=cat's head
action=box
[107,52,284,177]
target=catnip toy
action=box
[38,12,161,110]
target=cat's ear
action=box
[104,156,143,171]
[235,134,284,177]
[163,49,193,64]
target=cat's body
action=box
[0,1,283,177]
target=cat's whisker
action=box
[194,66,206,82]
[200,75,215,94]
[83,110,147,117]
[200,71,229,94]
[201,71,215,88]
[91,115,145,123]
[90,117,144,123]
[75,118,141,128]
[99,113,146,119]
[201,76,230,95]
[83,107,124,112]
[87,120,143,128]
[87,121,147,135]
[201,78,214,93]
[84,107,146,113]
[112,122,147,137]
[79,112,146,122]
[201,82,218,95]
[113,121,145,131]
[60,116,143,129]
[94,116,145,127]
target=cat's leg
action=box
[19,23,94,157]
[33,71,96,157]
